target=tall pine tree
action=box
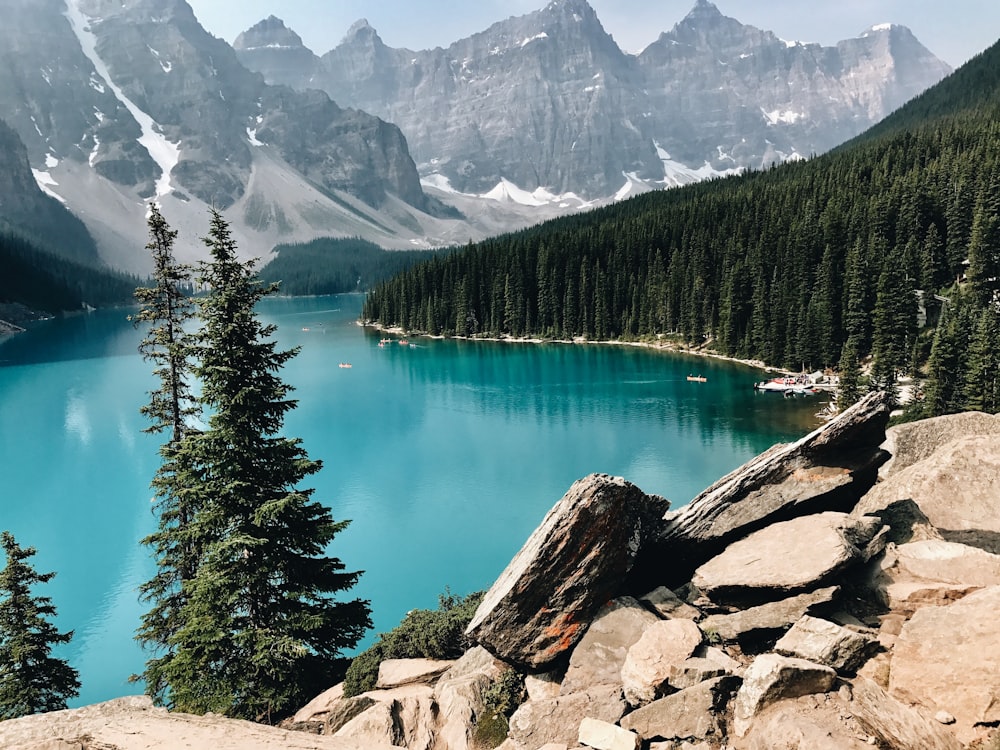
[0,532,80,718]
[154,210,371,721]
[132,205,202,701]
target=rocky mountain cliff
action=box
[0,118,99,264]
[236,0,952,203]
[0,0,450,272]
[5,400,999,749]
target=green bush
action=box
[473,667,525,749]
[343,590,484,697]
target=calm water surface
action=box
[0,294,822,705]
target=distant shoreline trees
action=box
[133,206,371,722]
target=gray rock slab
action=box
[699,586,839,645]
[560,597,660,696]
[773,615,877,673]
[850,677,962,750]
[692,513,883,606]
[577,718,640,750]
[742,693,877,750]
[466,474,669,669]
[376,658,455,689]
[620,676,739,743]
[732,654,836,737]
[639,586,702,620]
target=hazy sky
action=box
[185,0,997,69]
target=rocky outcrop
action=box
[691,512,886,606]
[651,391,890,584]
[465,474,669,669]
[878,410,1000,477]
[855,433,1000,553]
[773,615,877,674]
[619,618,703,705]
[889,586,1000,744]
[732,654,837,737]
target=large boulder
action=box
[620,618,703,706]
[333,686,437,750]
[878,411,1000,478]
[773,615,877,674]
[699,586,840,645]
[466,475,669,670]
[692,513,885,606]
[560,597,660,695]
[889,585,1000,744]
[854,434,1000,554]
[732,654,836,737]
[652,391,890,583]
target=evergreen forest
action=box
[362,40,1000,418]
[257,237,447,296]
[0,231,139,316]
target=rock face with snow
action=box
[0,0,442,271]
[238,0,951,203]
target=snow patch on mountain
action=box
[655,142,742,187]
[762,108,805,126]
[31,168,65,203]
[64,0,180,198]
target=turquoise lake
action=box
[0,294,822,706]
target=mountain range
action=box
[0,0,952,273]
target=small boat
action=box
[338,362,352,369]
[686,375,707,383]
[379,338,392,344]
[399,339,409,346]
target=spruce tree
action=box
[132,204,202,701]
[836,336,863,411]
[0,532,80,718]
[159,210,371,721]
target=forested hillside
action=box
[0,232,139,316]
[363,40,1000,417]
[258,237,448,295]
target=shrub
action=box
[343,589,484,697]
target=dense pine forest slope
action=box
[362,39,1000,416]
[258,237,448,296]
[0,232,139,318]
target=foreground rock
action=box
[507,685,626,750]
[654,391,890,582]
[773,615,877,673]
[888,585,1000,744]
[619,618,703,706]
[855,434,1000,553]
[0,696,402,749]
[865,539,1000,614]
[698,586,840,645]
[878,411,1000,477]
[692,512,885,606]
[732,654,836,736]
[466,474,669,669]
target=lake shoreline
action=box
[359,320,793,377]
